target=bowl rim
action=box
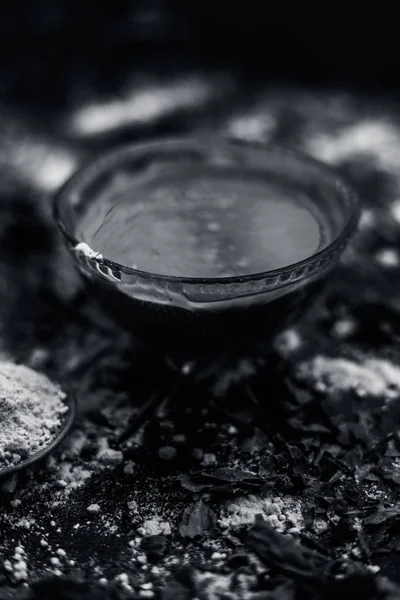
[53,135,361,286]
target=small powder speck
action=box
[331,318,357,339]
[359,209,375,229]
[375,248,400,267]
[53,569,63,576]
[139,591,155,598]
[140,517,171,536]
[87,503,101,514]
[368,565,381,574]
[202,453,217,467]
[127,500,138,512]
[97,438,123,465]
[141,582,153,590]
[123,460,136,475]
[275,328,302,356]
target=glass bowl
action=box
[53,136,360,356]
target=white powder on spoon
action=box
[0,361,69,468]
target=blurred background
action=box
[2,1,400,189]
[1,0,400,357]
[4,4,400,592]
[1,2,399,84]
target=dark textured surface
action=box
[2,23,400,599]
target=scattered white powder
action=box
[375,248,400,267]
[298,355,400,398]
[364,484,388,502]
[62,429,87,459]
[70,78,213,136]
[368,565,381,574]
[139,591,154,599]
[115,572,133,592]
[227,112,276,143]
[193,565,261,600]
[359,209,376,230]
[37,426,134,504]
[0,361,68,468]
[275,328,302,357]
[22,144,77,191]
[218,494,303,533]
[312,518,329,534]
[15,518,34,529]
[0,112,78,191]
[3,545,29,582]
[50,461,92,496]
[202,453,217,467]
[306,119,400,173]
[127,500,138,513]
[331,318,357,339]
[138,517,172,537]
[124,461,136,475]
[96,437,124,465]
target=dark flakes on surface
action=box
[178,468,265,497]
[364,508,400,526]
[179,499,217,539]
[247,520,327,581]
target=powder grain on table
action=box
[0,362,68,468]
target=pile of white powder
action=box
[218,494,303,534]
[0,361,69,468]
[297,354,400,398]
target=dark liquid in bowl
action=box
[77,167,335,353]
[86,275,327,356]
[78,169,331,278]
